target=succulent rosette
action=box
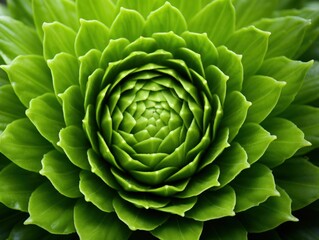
[1,0,319,239]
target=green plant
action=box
[0,0,319,239]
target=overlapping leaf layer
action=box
[0,0,319,239]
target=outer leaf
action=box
[232,163,280,212]
[109,8,145,42]
[2,55,53,108]
[144,2,187,36]
[202,218,248,240]
[76,0,116,27]
[47,53,79,98]
[258,57,313,115]
[233,0,279,28]
[261,118,310,167]
[274,157,319,210]
[254,16,310,58]
[7,0,33,26]
[113,196,169,231]
[75,19,109,57]
[166,0,201,20]
[0,118,52,172]
[240,187,298,233]
[220,91,251,142]
[176,165,220,198]
[186,186,236,221]
[79,170,117,212]
[26,93,65,148]
[189,0,235,46]
[295,61,319,104]
[0,85,25,133]
[235,123,276,164]
[151,216,203,240]
[216,142,249,187]
[0,16,42,63]
[281,105,319,154]
[33,0,78,39]
[43,22,76,60]
[25,182,75,234]
[58,125,90,170]
[227,26,270,76]
[74,200,130,240]
[242,75,284,123]
[217,46,243,92]
[40,150,81,198]
[0,163,42,211]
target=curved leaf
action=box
[0,163,42,211]
[189,0,235,46]
[2,55,53,107]
[113,196,169,231]
[186,186,235,221]
[232,163,280,212]
[0,118,52,172]
[240,187,298,233]
[25,182,75,234]
[40,150,81,198]
[151,216,203,240]
[144,2,187,36]
[274,157,319,210]
[74,200,130,240]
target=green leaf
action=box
[43,22,76,60]
[74,200,130,240]
[242,75,285,123]
[254,16,310,58]
[274,157,319,210]
[261,117,310,168]
[76,0,116,27]
[157,197,197,217]
[79,49,102,95]
[58,125,90,170]
[258,57,313,115]
[144,2,187,36]
[26,93,65,148]
[151,216,203,240]
[40,150,81,198]
[2,55,53,108]
[217,46,243,92]
[0,163,42,211]
[75,19,109,57]
[0,118,52,172]
[189,0,235,46]
[7,0,33,26]
[232,163,280,212]
[109,8,145,42]
[47,53,79,96]
[176,165,220,198]
[59,85,84,126]
[25,182,75,234]
[235,123,276,164]
[0,16,42,63]
[216,142,249,187]
[220,91,251,142]
[0,85,25,133]
[202,218,248,240]
[113,196,169,231]
[181,31,218,68]
[281,105,319,154]
[233,0,279,28]
[167,0,201,20]
[79,170,117,212]
[186,186,235,221]
[295,61,319,104]
[32,0,78,39]
[240,187,298,233]
[227,26,270,77]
